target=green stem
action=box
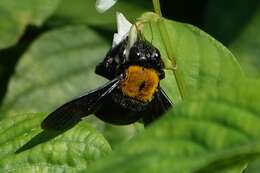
[158,19,186,99]
[152,0,162,16]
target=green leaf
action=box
[205,0,260,77]
[101,123,144,148]
[140,13,243,101]
[83,80,260,173]
[48,0,152,27]
[0,112,111,172]
[0,25,109,116]
[0,0,60,49]
[244,158,260,173]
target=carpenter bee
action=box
[41,15,173,130]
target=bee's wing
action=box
[142,88,173,125]
[41,78,121,130]
[157,88,173,108]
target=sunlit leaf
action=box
[0,113,111,172]
[0,25,109,116]
[140,13,243,102]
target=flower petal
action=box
[96,0,118,13]
[112,12,132,47]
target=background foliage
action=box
[0,0,260,172]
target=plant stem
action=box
[152,0,162,16]
[158,19,186,99]
[147,2,186,99]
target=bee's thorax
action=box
[120,65,159,102]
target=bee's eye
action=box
[129,47,141,60]
[151,51,159,59]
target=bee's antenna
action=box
[149,22,154,44]
[125,24,138,59]
[134,23,143,41]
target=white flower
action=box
[112,13,138,59]
[112,12,132,47]
[95,1,137,49]
[96,0,118,13]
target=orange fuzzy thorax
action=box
[120,65,159,102]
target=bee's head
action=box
[127,40,165,79]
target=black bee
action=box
[41,37,173,130]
